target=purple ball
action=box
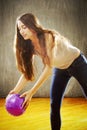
[5,94,25,116]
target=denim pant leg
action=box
[50,68,71,130]
[68,53,87,98]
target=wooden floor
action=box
[0,98,87,130]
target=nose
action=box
[20,29,25,35]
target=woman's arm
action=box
[9,55,36,94]
[21,65,52,109]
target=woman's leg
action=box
[50,68,71,130]
[69,53,87,97]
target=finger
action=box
[9,91,14,94]
[22,97,27,107]
[20,93,26,98]
[22,100,26,108]
[22,98,29,110]
[7,91,14,97]
[23,101,29,110]
[23,102,27,110]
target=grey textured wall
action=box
[0,0,87,97]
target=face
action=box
[17,20,34,40]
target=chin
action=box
[24,37,29,40]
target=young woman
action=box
[9,13,87,130]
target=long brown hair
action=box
[14,13,54,80]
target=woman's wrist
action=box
[9,89,18,94]
[28,88,35,97]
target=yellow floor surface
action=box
[0,98,87,130]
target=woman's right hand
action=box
[9,89,18,95]
[20,90,33,110]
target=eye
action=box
[22,25,27,29]
[18,26,27,33]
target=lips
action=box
[22,34,26,38]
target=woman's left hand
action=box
[20,90,33,110]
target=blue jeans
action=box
[50,53,87,130]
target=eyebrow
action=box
[18,24,26,30]
[20,24,26,27]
